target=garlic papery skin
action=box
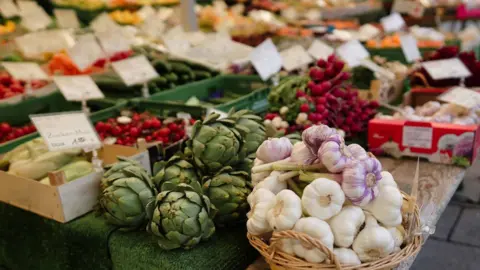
[352,214,395,262]
[378,171,397,188]
[302,124,336,155]
[363,183,403,227]
[333,248,361,265]
[302,178,345,220]
[256,137,293,163]
[251,158,269,186]
[342,157,383,206]
[247,188,276,235]
[251,171,287,196]
[291,142,318,165]
[278,238,295,255]
[328,206,365,247]
[318,134,356,173]
[267,189,303,231]
[292,217,334,263]
[387,226,405,253]
[347,144,368,160]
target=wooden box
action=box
[0,144,150,223]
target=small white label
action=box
[280,45,313,72]
[360,59,395,80]
[0,0,20,17]
[249,38,282,81]
[438,87,480,109]
[96,30,131,56]
[140,14,165,39]
[400,34,421,63]
[18,1,52,32]
[54,9,80,29]
[90,13,119,34]
[402,125,433,149]
[422,58,472,80]
[336,40,370,67]
[67,34,106,71]
[14,30,75,58]
[30,112,101,152]
[1,62,48,80]
[381,12,405,33]
[53,75,104,101]
[137,5,155,20]
[111,55,159,86]
[308,39,334,60]
[129,151,152,176]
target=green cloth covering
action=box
[0,203,258,270]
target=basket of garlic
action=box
[246,125,422,270]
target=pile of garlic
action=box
[376,101,480,125]
[247,125,405,265]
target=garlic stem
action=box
[278,171,300,182]
[271,163,325,172]
[287,179,303,197]
[299,172,338,182]
[251,159,289,173]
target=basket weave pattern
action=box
[247,192,422,270]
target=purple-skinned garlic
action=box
[291,141,318,165]
[342,157,383,206]
[256,137,293,163]
[302,124,337,156]
[318,134,368,173]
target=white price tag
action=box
[308,39,334,60]
[140,14,165,39]
[137,5,155,20]
[357,24,381,41]
[19,2,52,32]
[402,125,433,149]
[0,0,20,17]
[1,62,48,80]
[53,75,104,101]
[400,34,421,63]
[30,112,101,152]
[380,12,406,33]
[336,40,370,68]
[15,30,75,58]
[249,38,282,81]
[438,86,480,109]
[280,45,313,72]
[67,34,105,71]
[360,59,395,80]
[96,30,131,56]
[54,9,80,29]
[90,13,119,34]
[111,55,159,86]
[422,58,472,80]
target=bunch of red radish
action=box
[0,122,37,144]
[0,72,48,100]
[95,111,192,147]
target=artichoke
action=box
[153,155,200,192]
[203,166,252,225]
[188,113,247,173]
[147,182,216,250]
[227,109,266,159]
[99,157,156,228]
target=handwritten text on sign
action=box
[30,112,101,151]
[111,55,159,86]
[53,75,105,101]
[402,125,433,149]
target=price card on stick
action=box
[96,30,131,56]
[111,55,158,97]
[422,58,471,80]
[438,86,480,109]
[308,39,334,60]
[15,30,75,59]
[53,75,104,101]
[2,62,48,81]
[30,112,101,152]
[18,1,52,32]
[249,38,282,81]
[380,12,406,33]
[280,45,313,72]
[67,34,105,71]
[54,9,80,29]
[0,0,20,17]
[140,14,166,39]
[336,40,370,68]
[400,34,421,63]
[90,12,119,34]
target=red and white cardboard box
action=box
[369,119,480,167]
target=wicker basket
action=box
[247,192,422,270]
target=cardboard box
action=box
[369,118,480,167]
[0,144,150,223]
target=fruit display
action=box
[366,34,444,49]
[247,124,416,266]
[409,46,480,88]
[109,10,142,25]
[52,0,179,10]
[0,21,16,35]
[0,72,48,100]
[265,55,379,138]
[0,122,36,144]
[94,111,190,146]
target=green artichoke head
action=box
[147,182,216,250]
[188,113,247,174]
[153,155,200,192]
[202,166,252,226]
[227,109,266,158]
[99,157,157,228]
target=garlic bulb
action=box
[267,189,303,231]
[333,248,361,265]
[302,124,336,155]
[378,171,397,188]
[352,214,395,262]
[362,183,403,227]
[251,171,287,197]
[302,178,345,220]
[342,157,382,206]
[328,206,365,247]
[318,135,367,173]
[256,137,293,163]
[278,238,295,255]
[387,226,405,253]
[290,142,318,165]
[247,188,275,235]
[251,158,269,186]
[292,217,334,263]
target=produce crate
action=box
[149,75,270,113]
[0,144,149,223]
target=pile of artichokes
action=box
[98,110,266,251]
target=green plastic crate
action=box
[149,75,269,113]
